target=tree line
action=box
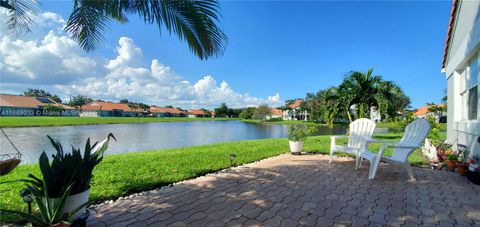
[297,69,411,127]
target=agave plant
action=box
[1,181,89,226]
[33,133,116,197]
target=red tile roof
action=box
[414,104,446,116]
[442,0,459,69]
[81,101,143,112]
[187,109,206,115]
[271,108,282,115]
[289,100,303,109]
[0,94,73,109]
[149,107,184,114]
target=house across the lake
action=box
[414,104,447,123]
[149,107,185,117]
[0,94,78,116]
[187,109,210,118]
[442,0,479,155]
[268,108,283,120]
[80,101,145,117]
[282,99,308,121]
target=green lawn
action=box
[0,117,239,127]
[0,133,427,223]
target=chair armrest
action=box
[363,139,398,146]
[366,140,419,150]
[387,142,419,149]
[387,145,419,149]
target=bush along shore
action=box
[0,133,427,223]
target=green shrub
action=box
[288,125,308,142]
[447,154,459,161]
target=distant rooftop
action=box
[82,101,143,112]
[0,94,73,109]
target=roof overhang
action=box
[442,0,460,71]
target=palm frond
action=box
[1,0,38,36]
[64,0,111,52]
[64,0,227,59]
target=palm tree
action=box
[332,68,409,122]
[340,68,383,119]
[2,0,228,60]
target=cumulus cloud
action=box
[1,11,282,109]
[0,11,98,85]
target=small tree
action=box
[239,107,256,119]
[199,108,210,117]
[68,95,93,110]
[119,99,129,104]
[215,103,229,117]
[23,88,62,103]
[253,105,272,121]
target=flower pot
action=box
[65,189,89,219]
[51,223,69,227]
[49,189,90,220]
[457,163,467,176]
[289,141,303,155]
[447,160,457,170]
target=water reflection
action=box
[1,121,346,164]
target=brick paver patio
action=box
[87,154,480,227]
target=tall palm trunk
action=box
[346,108,353,123]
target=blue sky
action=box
[1,1,451,109]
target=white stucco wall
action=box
[444,0,480,156]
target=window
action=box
[461,54,479,120]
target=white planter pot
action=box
[48,189,90,220]
[66,189,89,219]
[289,141,303,154]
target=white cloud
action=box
[1,11,282,109]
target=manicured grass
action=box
[0,133,427,223]
[0,117,239,128]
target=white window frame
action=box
[460,53,479,121]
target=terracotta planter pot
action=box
[457,164,467,176]
[447,160,457,170]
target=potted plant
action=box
[457,162,468,176]
[446,154,458,170]
[27,133,116,219]
[434,142,452,162]
[1,181,89,226]
[456,145,468,176]
[288,125,308,155]
[467,155,480,185]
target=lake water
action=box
[1,121,347,164]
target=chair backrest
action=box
[348,118,376,148]
[391,118,431,162]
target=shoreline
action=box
[0,116,240,128]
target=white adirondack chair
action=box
[358,118,431,181]
[329,118,376,167]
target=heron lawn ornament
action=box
[0,128,22,176]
